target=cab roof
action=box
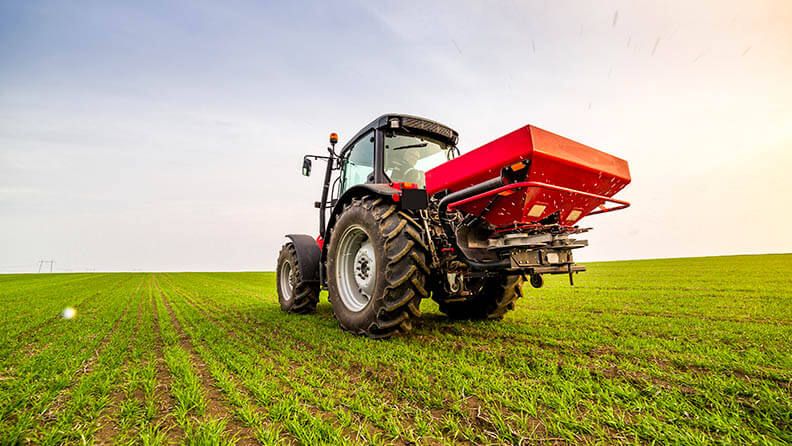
[339,114,459,155]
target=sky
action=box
[1,0,791,272]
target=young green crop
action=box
[0,254,789,445]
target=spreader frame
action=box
[446,180,631,223]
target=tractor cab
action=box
[302,114,459,236]
[330,114,459,193]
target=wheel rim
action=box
[335,224,375,312]
[279,259,294,301]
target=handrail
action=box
[446,181,630,216]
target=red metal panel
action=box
[425,125,535,196]
[425,124,631,228]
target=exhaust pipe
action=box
[438,176,505,218]
[437,176,510,270]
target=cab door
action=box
[339,130,376,194]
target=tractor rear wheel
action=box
[436,275,523,320]
[276,242,319,314]
[327,197,429,338]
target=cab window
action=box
[384,132,447,188]
[340,131,375,193]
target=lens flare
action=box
[61,307,76,320]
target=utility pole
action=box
[38,260,55,273]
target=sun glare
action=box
[61,307,76,320]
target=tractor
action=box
[277,114,631,338]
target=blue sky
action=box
[1,1,791,271]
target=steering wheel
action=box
[390,158,424,184]
[400,167,424,184]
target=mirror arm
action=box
[318,149,336,236]
[304,154,333,161]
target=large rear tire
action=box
[327,197,429,338]
[436,275,523,320]
[276,243,319,314]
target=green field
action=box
[0,254,790,445]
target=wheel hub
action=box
[353,241,374,295]
[334,225,376,313]
[279,259,294,301]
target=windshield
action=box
[383,132,448,188]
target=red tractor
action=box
[277,114,630,338]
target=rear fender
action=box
[285,234,320,282]
[321,184,426,260]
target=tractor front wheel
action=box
[276,243,319,314]
[327,197,429,338]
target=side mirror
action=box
[302,157,312,176]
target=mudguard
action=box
[324,183,425,236]
[285,234,320,282]
[323,185,390,245]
